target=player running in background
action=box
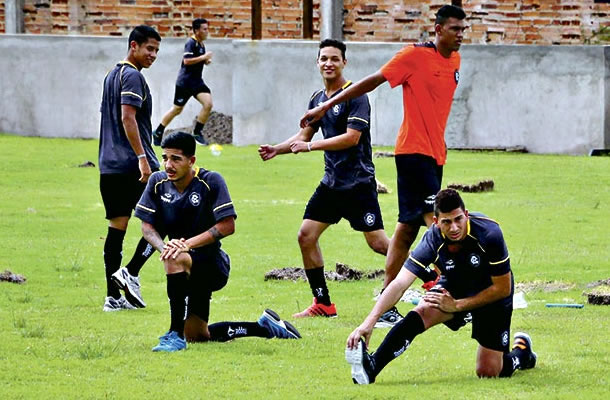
[300,4,466,328]
[99,25,161,311]
[259,39,389,318]
[136,132,301,352]
[154,18,213,146]
[345,189,537,384]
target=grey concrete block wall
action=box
[0,34,233,139]
[0,34,608,154]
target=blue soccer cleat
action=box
[152,331,187,352]
[258,309,301,339]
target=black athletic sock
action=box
[104,227,125,298]
[305,267,331,306]
[167,272,188,338]
[371,311,426,376]
[125,237,154,277]
[194,121,204,136]
[499,348,528,377]
[155,123,165,135]
[208,321,270,342]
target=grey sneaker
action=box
[375,306,403,328]
[111,267,146,308]
[103,295,136,312]
[345,339,376,384]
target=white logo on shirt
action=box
[161,193,172,203]
[445,259,455,270]
[470,254,481,267]
[364,213,375,226]
[189,192,201,206]
[332,104,341,115]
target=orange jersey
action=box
[381,43,460,165]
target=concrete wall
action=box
[0,34,608,154]
[233,40,608,154]
[0,34,233,139]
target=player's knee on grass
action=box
[184,314,211,342]
[476,364,501,378]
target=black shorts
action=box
[173,83,211,107]
[395,154,443,225]
[303,182,384,232]
[432,279,513,352]
[100,173,148,220]
[186,249,231,322]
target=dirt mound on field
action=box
[584,278,610,305]
[264,263,384,282]
[164,111,232,144]
[515,280,575,293]
[1,270,27,284]
[447,180,494,193]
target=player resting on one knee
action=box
[135,132,301,352]
[345,189,537,384]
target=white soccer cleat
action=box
[111,267,146,308]
[103,295,136,312]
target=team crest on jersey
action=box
[364,213,375,226]
[470,254,481,267]
[189,192,201,206]
[454,69,460,84]
[161,193,173,203]
[332,104,341,115]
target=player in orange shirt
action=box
[300,4,467,327]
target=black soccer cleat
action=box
[513,332,537,370]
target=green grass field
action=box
[1,134,608,399]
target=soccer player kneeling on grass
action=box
[135,132,301,352]
[345,189,537,383]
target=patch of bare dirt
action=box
[376,179,390,194]
[515,281,575,293]
[164,111,233,144]
[264,262,383,282]
[447,180,494,193]
[0,270,27,284]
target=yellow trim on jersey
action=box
[194,175,211,191]
[408,255,428,269]
[310,89,324,102]
[136,204,155,213]
[213,202,233,213]
[119,60,138,69]
[154,178,171,194]
[342,80,352,89]
[489,256,510,265]
[121,91,143,100]
[348,116,369,125]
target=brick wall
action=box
[0,0,608,44]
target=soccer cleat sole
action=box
[345,341,370,385]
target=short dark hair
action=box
[161,131,196,157]
[193,18,208,31]
[318,38,346,60]
[127,25,161,49]
[434,188,465,216]
[435,5,466,25]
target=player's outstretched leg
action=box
[258,309,302,339]
[111,267,146,308]
[345,339,376,384]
